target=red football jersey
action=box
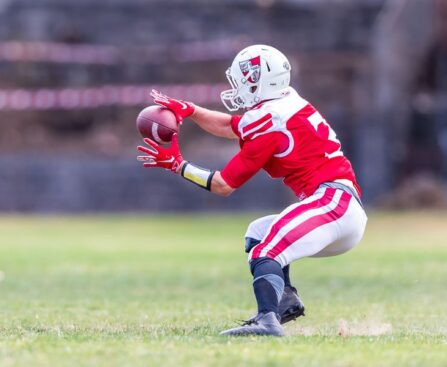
[220,87,361,200]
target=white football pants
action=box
[247,186,367,267]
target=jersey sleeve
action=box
[220,133,280,189]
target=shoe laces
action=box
[239,318,257,326]
[239,313,263,326]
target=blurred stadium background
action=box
[0,0,446,212]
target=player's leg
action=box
[220,188,332,336]
[251,188,345,321]
[269,189,367,266]
[222,187,365,336]
[245,215,305,324]
[250,187,366,266]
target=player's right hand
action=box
[137,134,184,173]
[150,89,195,124]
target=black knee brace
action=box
[245,237,261,253]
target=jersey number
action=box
[307,111,344,159]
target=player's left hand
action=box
[137,134,184,173]
[150,89,195,124]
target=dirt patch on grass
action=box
[287,319,393,337]
[337,319,393,337]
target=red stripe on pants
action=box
[266,191,352,259]
[251,188,336,259]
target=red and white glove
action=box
[150,89,195,124]
[137,134,184,173]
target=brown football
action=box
[136,105,178,144]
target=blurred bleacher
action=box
[0,0,445,211]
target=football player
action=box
[137,45,367,336]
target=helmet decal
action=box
[239,56,261,83]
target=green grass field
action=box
[0,212,446,366]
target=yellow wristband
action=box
[181,162,215,190]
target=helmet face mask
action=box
[220,45,291,111]
[221,68,245,111]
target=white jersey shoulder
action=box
[237,87,307,140]
[236,87,308,157]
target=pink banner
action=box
[0,38,247,64]
[0,84,228,110]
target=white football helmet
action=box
[221,44,291,111]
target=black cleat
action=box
[279,286,305,324]
[220,312,285,337]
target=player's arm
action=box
[137,133,278,197]
[150,89,237,139]
[190,106,237,139]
